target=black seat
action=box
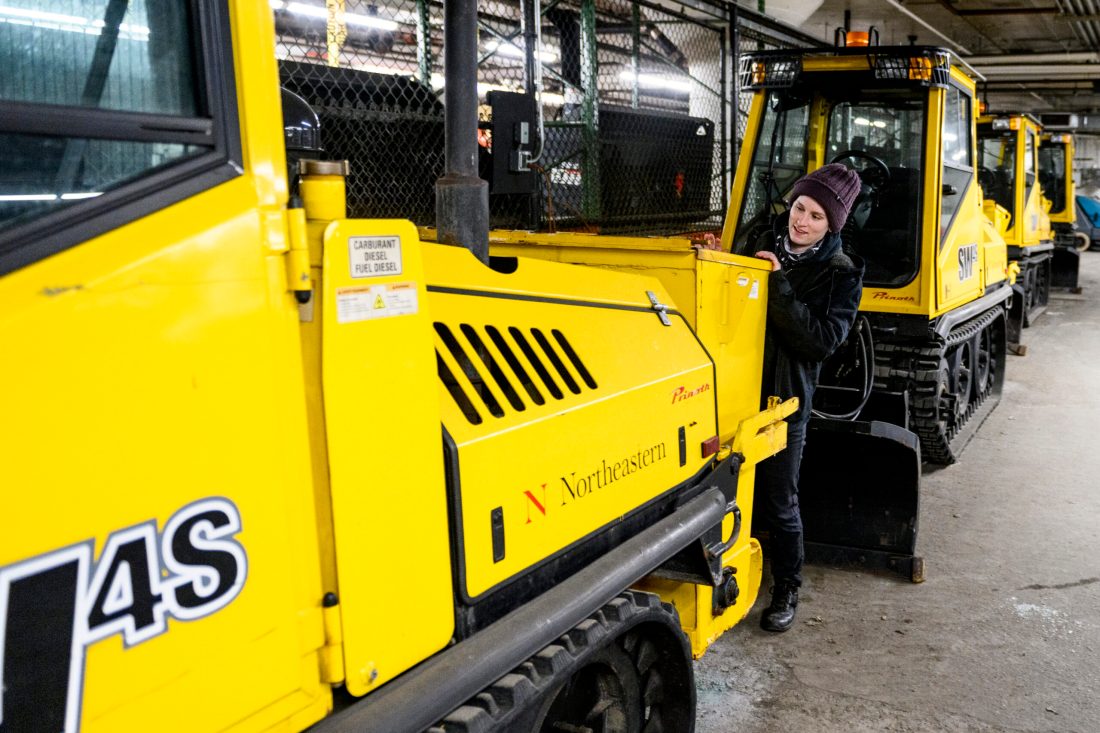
[851,167,920,285]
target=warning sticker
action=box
[748,279,760,300]
[336,282,418,323]
[349,235,402,278]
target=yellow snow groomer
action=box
[977,112,1053,338]
[1038,119,1084,292]
[727,38,1015,578]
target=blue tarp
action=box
[1076,194,1100,226]
[1076,195,1100,245]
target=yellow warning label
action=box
[374,295,386,309]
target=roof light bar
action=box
[738,54,801,91]
[871,50,952,88]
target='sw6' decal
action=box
[0,498,247,733]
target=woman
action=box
[752,163,865,632]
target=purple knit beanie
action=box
[788,163,862,233]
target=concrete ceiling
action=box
[741,0,1100,122]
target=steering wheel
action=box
[830,149,891,192]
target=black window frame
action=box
[0,0,242,277]
[939,81,975,248]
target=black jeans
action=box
[755,420,807,587]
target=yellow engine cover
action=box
[423,243,719,599]
[480,230,781,655]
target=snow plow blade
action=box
[799,418,924,583]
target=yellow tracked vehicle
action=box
[719,37,1015,575]
[1039,119,1084,292]
[977,112,1053,338]
[0,1,792,732]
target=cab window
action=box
[733,91,810,251]
[825,93,925,287]
[0,0,240,275]
[940,86,973,241]
[1024,130,1036,194]
[978,130,1016,228]
[1039,142,1067,214]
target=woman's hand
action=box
[754,251,781,272]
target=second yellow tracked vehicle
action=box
[707,37,1019,580]
[729,41,1011,468]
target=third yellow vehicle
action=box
[1039,115,1084,292]
[977,111,1053,337]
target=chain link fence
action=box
[273,0,820,236]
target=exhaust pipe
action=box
[435,0,489,264]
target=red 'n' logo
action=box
[524,484,548,524]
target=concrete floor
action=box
[696,252,1100,733]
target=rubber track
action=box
[427,590,688,733]
[873,306,1005,464]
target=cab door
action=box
[936,83,984,309]
[0,2,329,731]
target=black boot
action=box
[760,582,799,632]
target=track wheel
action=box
[433,592,695,733]
[911,354,957,465]
[1024,267,1035,318]
[535,641,641,732]
[949,340,973,416]
[974,328,992,395]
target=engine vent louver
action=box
[435,322,598,424]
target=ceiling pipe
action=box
[976,65,1100,78]
[965,52,1100,64]
[882,0,971,55]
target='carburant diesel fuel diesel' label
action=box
[336,282,419,323]
[348,235,402,278]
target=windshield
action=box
[732,85,926,288]
[826,98,925,286]
[1039,142,1067,215]
[978,130,1016,227]
[732,91,810,251]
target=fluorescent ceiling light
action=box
[0,194,57,202]
[618,71,691,93]
[0,4,149,40]
[854,117,871,126]
[0,192,102,202]
[283,2,398,31]
[485,40,558,63]
[872,120,887,128]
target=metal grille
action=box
[273,0,735,236]
[737,53,802,91]
[434,321,596,424]
[872,49,952,88]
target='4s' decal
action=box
[0,498,246,733]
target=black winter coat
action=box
[758,212,865,426]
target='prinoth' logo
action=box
[871,291,915,302]
[523,442,668,522]
[671,382,711,404]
